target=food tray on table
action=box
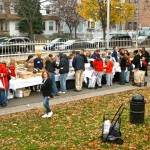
[18,71,33,79]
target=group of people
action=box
[0,47,149,118]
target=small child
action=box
[105,56,114,86]
[9,58,17,77]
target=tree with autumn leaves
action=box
[77,0,135,40]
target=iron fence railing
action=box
[0,39,150,62]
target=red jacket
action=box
[9,65,16,77]
[0,64,9,90]
[93,58,104,72]
[105,60,114,74]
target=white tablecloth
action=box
[9,72,75,90]
[9,63,121,90]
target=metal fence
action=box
[0,39,150,62]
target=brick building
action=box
[125,0,150,30]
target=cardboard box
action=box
[18,72,33,79]
[23,89,31,97]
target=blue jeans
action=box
[0,90,8,105]
[49,72,58,96]
[121,70,126,84]
[59,73,68,92]
[43,97,51,113]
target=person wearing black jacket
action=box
[58,53,69,94]
[119,52,127,85]
[131,50,141,69]
[72,51,85,91]
[80,49,88,63]
[45,54,59,96]
[142,47,149,76]
[41,71,53,118]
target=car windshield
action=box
[51,39,60,43]
[64,40,75,45]
[0,38,8,43]
[139,30,150,36]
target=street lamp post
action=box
[106,0,110,49]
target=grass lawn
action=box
[0,87,150,150]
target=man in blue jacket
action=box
[72,51,85,91]
[112,46,118,62]
[58,53,69,94]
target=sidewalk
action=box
[1,77,150,116]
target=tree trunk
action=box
[29,22,34,41]
[74,26,77,39]
[69,26,73,39]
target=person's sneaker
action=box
[58,91,63,94]
[62,91,66,94]
[42,114,48,118]
[47,111,53,118]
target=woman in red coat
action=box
[93,54,104,88]
[0,63,9,107]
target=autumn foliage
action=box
[77,0,135,39]
[0,87,150,149]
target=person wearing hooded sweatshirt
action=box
[0,62,9,107]
[57,53,69,93]
[93,54,104,88]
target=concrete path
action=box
[0,76,149,116]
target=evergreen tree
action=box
[17,0,43,40]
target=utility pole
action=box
[106,0,110,49]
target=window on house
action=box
[0,5,3,13]
[88,21,90,28]
[134,0,138,3]
[91,22,95,29]
[49,22,53,30]
[134,22,137,30]
[129,0,132,3]
[46,5,50,14]
[43,22,45,30]
[135,8,138,17]
[1,23,3,31]
[5,23,8,31]
[15,23,19,30]
[14,5,18,13]
[128,22,132,30]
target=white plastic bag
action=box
[103,120,112,134]
[0,79,4,89]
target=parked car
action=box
[0,37,8,43]
[55,39,95,50]
[0,37,33,54]
[109,34,133,47]
[137,29,150,45]
[43,38,68,50]
[89,37,104,48]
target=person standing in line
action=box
[125,52,132,83]
[0,62,9,107]
[112,46,118,62]
[41,71,53,118]
[72,51,85,91]
[105,56,114,86]
[93,54,104,88]
[119,52,127,85]
[131,50,141,69]
[80,49,88,63]
[141,47,149,76]
[45,54,59,96]
[91,50,100,59]
[58,53,69,94]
